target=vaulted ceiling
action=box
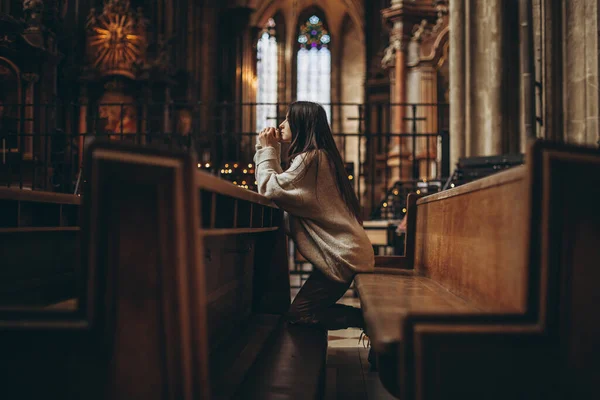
[248,0,365,43]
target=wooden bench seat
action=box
[356,271,481,398]
[356,273,478,353]
[356,141,600,399]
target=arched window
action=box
[256,18,278,133]
[297,15,331,122]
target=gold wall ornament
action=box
[85,0,148,79]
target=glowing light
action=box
[348,175,353,180]
[242,181,246,185]
[86,4,146,77]
[248,163,253,168]
[383,202,388,208]
[197,163,201,168]
[393,190,399,195]
[450,183,455,188]
[416,190,421,194]
[234,163,238,168]
[220,169,225,174]
[297,14,331,121]
[402,208,407,213]
[243,169,248,174]
[205,163,210,168]
[233,181,237,185]
[257,21,278,133]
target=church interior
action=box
[0,0,599,398]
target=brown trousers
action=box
[287,268,364,331]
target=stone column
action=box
[388,31,407,151]
[163,87,171,134]
[21,73,39,160]
[391,37,413,181]
[381,3,413,183]
[418,64,437,178]
[449,0,465,169]
[141,87,150,146]
[78,87,88,167]
[563,0,599,146]
[471,0,504,156]
[449,0,514,166]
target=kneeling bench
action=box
[356,141,600,399]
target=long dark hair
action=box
[287,101,362,223]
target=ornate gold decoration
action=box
[85,0,148,78]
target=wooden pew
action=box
[81,142,328,399]
[0,142,327,399]
[0,187,80,306]
[356,140,600,399]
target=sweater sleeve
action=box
[254,141,283,173]
[254,148,316,217]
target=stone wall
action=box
[562,0,599,145]
[451,0,600,168]
[340,15,366,183]
[449,0,521,168]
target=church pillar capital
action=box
[21,73,40,84]
[381,20,410,70]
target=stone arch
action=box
[251,0,364,43]
[0,57,23,151]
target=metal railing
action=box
[0,101,449,218]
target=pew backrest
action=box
[359,141,600,399]
[0,187,80,306]
[81,143,210,399]
[80,141,289,399]
[526,142,600,394]
[413,164,529,312]
[402,141,600,399]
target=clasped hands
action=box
[258,127,281,148]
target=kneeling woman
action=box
[254,101,375,330]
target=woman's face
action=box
[278,115,292,143]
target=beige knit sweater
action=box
[254,143,375,283]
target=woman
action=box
[254,101,375,330]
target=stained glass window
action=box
[256,18,278,133]
[297,15,331,122]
